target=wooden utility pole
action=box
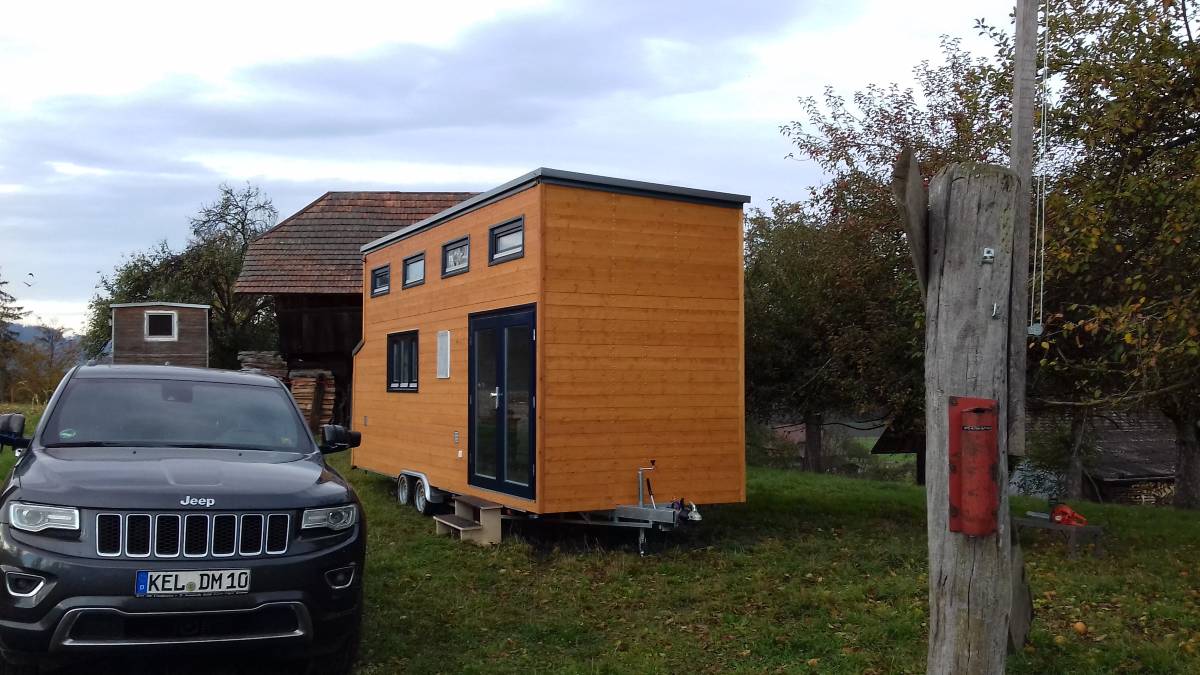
[888,3,1039,669]
[1008,0,1039,652]
[1010,0,1037,475]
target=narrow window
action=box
[387,331,419,392]
[370,265,390,296]
[442,237,470,277]
[144,311,178,341]
[488,218,524,264]
[436,330,450,379]
[402,253,425,288]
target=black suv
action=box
[0,365,365,674]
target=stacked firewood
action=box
[289,369,335,430]
[237,351,288,381]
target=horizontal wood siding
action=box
[352,186,543,511]
[540,185,745,513]
[111,305,208,368]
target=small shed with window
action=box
[352,168,749,514]
[110,302,210,368]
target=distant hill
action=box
[8,323,81,346]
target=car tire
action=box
[413,478,434,516]
[396,474,412,505]
[307,607,361,675]
[0,656,39,675]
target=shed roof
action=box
[1030,409,1178,481]
[110,302,211,310]
[236,191,475,295]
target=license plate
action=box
[135,569,250,597]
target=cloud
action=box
[0,0,1011,332]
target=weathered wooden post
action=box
[923,163,1019,673]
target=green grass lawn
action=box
[343,456,1200,674]
[2,403,1198,673]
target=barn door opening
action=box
[468,305,535,500]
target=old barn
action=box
[235,191,474,423]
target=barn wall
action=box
[352,185,544,510]
[111,305,209,368]
[538,184,745,512]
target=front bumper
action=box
[0,524,364,661]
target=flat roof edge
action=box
[109,302,211,310]
[361,168,751,254]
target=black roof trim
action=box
[361,168,751,254]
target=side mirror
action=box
[320,424,361,454]
[0,414,30,451]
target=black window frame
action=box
[401,252,426,289]
[488,217,525,266]
[370,265,391,297]
[441,236,470,278]
[386,331,419,393]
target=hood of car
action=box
[9,446,353,510]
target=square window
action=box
[489,218,524,264]
[402,253,425,288]
[370,265,390,296]
[387,331,419,392]
[144,312,177,341]
[442,237,470,277]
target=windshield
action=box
[42,378,311,452]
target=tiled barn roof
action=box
[236,191,475,295]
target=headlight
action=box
[301,505,357,532]
[9,502,80,533]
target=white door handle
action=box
[490,387,500,410]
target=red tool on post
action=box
[948,396,1000,537]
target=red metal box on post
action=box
[947,396,1000,536]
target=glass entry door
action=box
[468,305,535,499]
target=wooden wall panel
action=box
[351,186,543,511]
[540,185,745,513]
[111,305,208,368]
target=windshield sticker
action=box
[59,429,77,440]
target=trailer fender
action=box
[399,470,446,503]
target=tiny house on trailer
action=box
[352,168,748,539]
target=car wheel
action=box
[0,655,39,675]
[307,605,361,675]
[413,478,434,516]
[396,474,412,505]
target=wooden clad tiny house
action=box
[110,302,210,368]
[352,169,748,515]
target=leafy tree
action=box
[82,184,279,368]
[0,268,27,400]
[748,38,1012,451]
[6,324,80,403]
[744,200,923,435]
[1012,0,1200,505]
[768,1,1200,504]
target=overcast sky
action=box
[0,0,1010,332]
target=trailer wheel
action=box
[413,478,434,516]
[396,475,412,505]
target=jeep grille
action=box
[95,512,291,559]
